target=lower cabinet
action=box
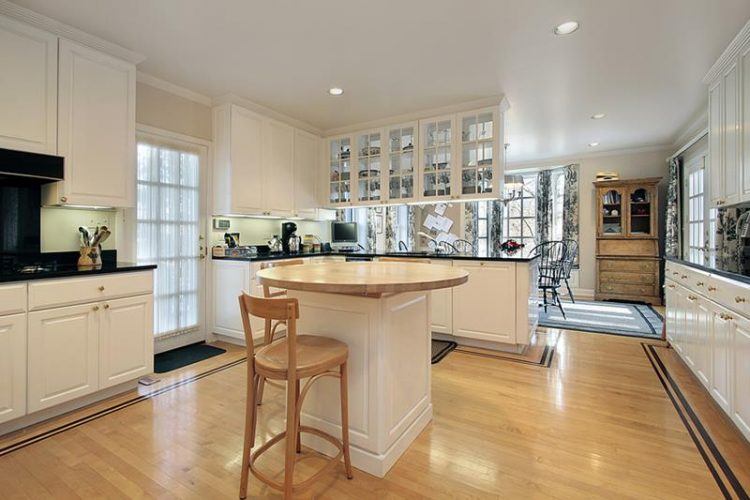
[430,260,453,334]
[28,302,99,412]
[212,259,269,342]
[710,303,733,413]
[452,261,516,343]
[731,315,750,437]
[0,313,26,425]
[99,295,153,389]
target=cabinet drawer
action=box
[598,282,657,296]
[29,271,153,310]
[0,283,26,315]
[597,239,658,256]
[599,259,657,273]
[600,271,656,285]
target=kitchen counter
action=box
[664,256,750,286]
[0,261,157,283]
[212,249,539,263]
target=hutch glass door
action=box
[420,116,453,200]
[329,136,352,205]
[460,110,495,197]
[386,124,416,202]
[600,188,625,236]
[627,186,655,237]
[356,131,382,203]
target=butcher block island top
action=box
[255,261,469,296]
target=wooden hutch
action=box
[594,177,662,305]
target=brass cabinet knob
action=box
[735,296,746,303]
[696,282,704,287]
[60,196,67,203]
[98,286,105,291]
[720,312,734,321]
[680,275,687,279]
[708,286,717,292]
[687,295,697,301]
[103,303,110,309]
[92,305,100,311]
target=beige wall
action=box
[510,147,671,292]
[40,207,119,253]
[135,82,212,141]
[209,217,331,248]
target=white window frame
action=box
[682,154,709,265]
[503,174,537,249]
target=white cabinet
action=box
[294,128,321,218]
[430,260,453,334]
[723,62,741,206]
[28,302,99,412]
[0,314,26,425]
[731,314,750,437]
[44,39,136,208]
[452,261,516,343]
[212,259,267,342]
[710,303,733,413]
[99,295,153,389]
[742,40,750,198]
[385,123,418,203]
[0,14,57,154]
[326,135,354,206]
[262,119,295,216]
[418,114,455,202]
[693,296,712,387]
[354,129,384,204]
[708,79,724,207]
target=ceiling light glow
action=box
[328,87,344,96]
[588,141,600,147]
[591,113,606,120]
[554,21,580,36]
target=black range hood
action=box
[0,147,64,184]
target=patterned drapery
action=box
[665,157,681,258]
[407,206,417,249]
[562,164,580,265]
[536,169,553,244]
[490,201,504,253]
[385,206,398,252]
[366,208,377,251]
[463,203,478,248]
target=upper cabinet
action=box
[0,15,57,154]
[705,21,750,208]
[323,103,506,207]
[45,39,136,207]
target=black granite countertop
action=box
[0,261,157,283]
[664,256,750,286]
[213,249,539,263]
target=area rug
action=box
[154,342,227,373]
[431,339,457,364]
[539,300,663,339]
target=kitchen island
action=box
[255,261,468,477]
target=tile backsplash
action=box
[710,203,750,273]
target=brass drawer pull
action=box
[696,282,704,287]
[735,296,746,303]
[680,275,687,279]
[720,312,734,321]
[666,284,675,289]
[687,295,697,301]
[707,286,717,292]
[672,272,679,275]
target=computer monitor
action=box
[331,221,358,250]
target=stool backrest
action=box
[561,239,578,279]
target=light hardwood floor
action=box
[0,329,748,499]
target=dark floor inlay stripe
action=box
[0,357,247,457]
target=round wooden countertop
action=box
[255,261,469,296]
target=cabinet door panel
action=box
[56,39,135,207]
[430,260,453,334]
[262,119,295,215]
[294,129,320,216]
[710,307,732,413]
[28,303,99,412]
[732,316,750,439]
[99,295,153,389]
[230,106,264,213]
[0,15,57,154]
[742,42,750,197]
[453,262,516,343]
[723,63,740,205]
[212,261,251,340]
[708,79,724,206]
[0,314,26,424]
[693,298,711,387]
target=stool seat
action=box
[256,335,348,379]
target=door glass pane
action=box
[601,189,623,234]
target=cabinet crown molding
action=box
[213,93,322,137]
[703,17,750,84]
[0,0,145,64]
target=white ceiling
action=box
[11,0,750,162]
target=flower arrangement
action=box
[500,239,525,254]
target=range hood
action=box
[0,147,64,183]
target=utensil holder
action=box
[78,246,102,268]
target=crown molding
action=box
[137,71,212,107]
[703,17,750,84]
[213,93,323,136]
[322,95,509,137]
[506,143,672,171]
[0,0,145,64]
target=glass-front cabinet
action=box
[458,109,498,198]
[598,187,626,236]
[385,123,417,203]
[627,185,656,237]
[328,135,353,205]
[356,130,383,204]
[419,115,454,201]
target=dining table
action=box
[256,260,468,477]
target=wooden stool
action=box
[256,259,304,405]
[238,293,353,499]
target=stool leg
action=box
[256,376,266,406]
[239,372,257,499]
[295,380,301,453]
[283,377,298,498]
[339,361,353,479]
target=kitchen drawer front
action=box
[598,282,657,296]
[600,271,656,285]
[599,259,657,273]
[0,283,27,316]
[29,271,153,311]
[597,239,658,257]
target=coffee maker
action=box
[281,221,299,254]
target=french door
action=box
[136,131,207,352]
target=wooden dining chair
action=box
[238,293,353,499]
[256,259,304,405]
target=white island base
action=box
[289,289,433,478]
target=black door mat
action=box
[431,339,457,364]
[154,342,227,373]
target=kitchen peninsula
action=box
[212,250,539,352]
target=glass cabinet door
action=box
[628,186,655,236]
[600,188,625,236]
[356,131,382,203]
[329,137,352,204]
[420,116,453,199]
[460,110,496,197]
[386,123,416,202]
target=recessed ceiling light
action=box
[589,141,600,147]
[591,113,606,120]
[554,21,580,36]
[328,87,344,96]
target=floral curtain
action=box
[407,206,417,249]
[490,200,504,253]
[366,208,377,250]
[665,157,681,258]
[385,206,398,252]
[536,169,553,244]
[463,203,478,248]
[562,164,580,265]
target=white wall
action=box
[40,207,118,253]
[509,146,672,293]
